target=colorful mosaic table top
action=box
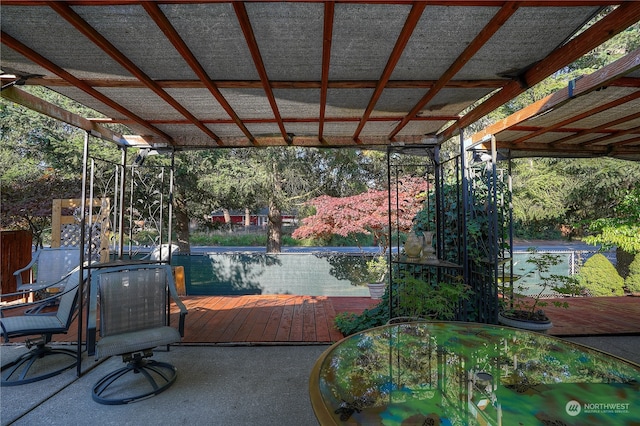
[309,322,640,425]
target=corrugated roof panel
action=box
[94,87,184,120]
[272,89,320,118]
[73,4,197,81]
[159,3,259,81]
[165,88,229,121]
[459,7,601,80]
[220,88,278,119]
[392,5,499,81]
[1,6,130,80]
[248,3,324,81]
[329,3,410,80]
[325,88,374,116]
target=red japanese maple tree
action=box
[292,176,429,251]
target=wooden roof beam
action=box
[515,49,640,144]
[48,1,224,146]
[353,1,426,142]
[143,2,256,146]
[442,1,640,142]
[470,49,640,145]
[21,78,509,90]
[578,125,640,147]
[1,86,127,145]
[318,1,335,144]
[234,2,291,145]
[390,2,520,140]
[0,31,174,143]
[563,111,640,145]
[132,115,459,125]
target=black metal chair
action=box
[88,264,187,405]
[1,267,84,386]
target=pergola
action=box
[1,1,639,158]
[2,0,640,379]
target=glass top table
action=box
[309,322,640,425]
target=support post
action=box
[77,130,89,377]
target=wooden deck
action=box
[177,295,348,344]
[4,295,638,346]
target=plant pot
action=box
[367,282,386,299]
[498,311,553,333]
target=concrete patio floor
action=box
[2,335,639,426]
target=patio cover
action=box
[467,48,640,161]
[1,1,639,159]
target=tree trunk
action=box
[222,208,232,232]
[244,208,251,228]
[266,200,282,253]
[173,191,191,253]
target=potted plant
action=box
[498,248,583,333]
[364,255,388,299]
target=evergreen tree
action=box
[624,254,640,294]
[577,254,625,296]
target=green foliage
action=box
[507,249,584,321]
[334,293,390,336]
[1,88,125,241]
[188,231,304,247]
[624,254,640,294]
[583,187,640,254]
[511,159,572,234]
[334,276,472,336]
[364,256,388,284]
[411,180,461,263]
[577,254,625,297]
[393,276,472,321]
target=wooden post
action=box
[51,199,62,248]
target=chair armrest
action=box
[0,281,80,316]
[168,281,188,337]
[13,251,40,287]
[5,267,77,298]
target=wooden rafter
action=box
[442,1,640,142]
[2,1,638,158]
[578,125,640,147]
[134,115,459,125]
[469,49,640,145]
[390,2,520,140]
[142,2,256,146]
[553,111,640,146]
[0,31,174,143]
[234,2,291,144]
[20,78,509,90]
[48,1,223,146]
[318,2,335,143]
[353,1,426,142]
[1,86,124,144]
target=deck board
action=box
[3,295,639,346]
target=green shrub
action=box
[625,253,640,293]
[577,253,625,296]
[334,295,389,336]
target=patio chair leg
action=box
[1,344,78,386]
[92,354,178,405]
